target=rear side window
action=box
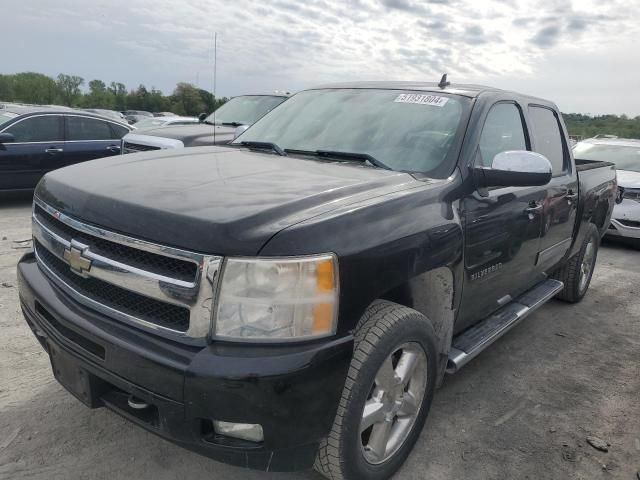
[66,116,112,141]
[5,115,63,142]
[478,103,527,167]
[528,106,566,174]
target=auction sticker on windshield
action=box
[394,93,449,107]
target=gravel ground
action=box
[1,194,638,480]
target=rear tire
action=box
[552,224,600,303]
[314,300,438,480]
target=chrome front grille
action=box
[123,142,161,154]
[32,198,221,341]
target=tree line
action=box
[563,113,640,140]
[1,72,640,139]
[0,72,228,116]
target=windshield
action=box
[233,89,468,176]
[0,112,18,127]
[574,142,640,173]
[205,95,286,126]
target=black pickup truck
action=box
[18,82,616,480]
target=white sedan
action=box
[574,138,640,242]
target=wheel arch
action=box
[377,266,457,380]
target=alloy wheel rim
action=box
[579,240,596,293]
[360,342,428,465]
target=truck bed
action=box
[575,158,615,172]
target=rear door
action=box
[62,115,125,167]
[457,102,546,330]
[0,115,64,190]
[527,106,578,272]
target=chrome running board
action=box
[447,279,564,374]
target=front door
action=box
[457,102,546,330]
[527,106,578,272]
[0,115,64,190]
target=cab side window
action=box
[66,116,113,141]
[478,103,527,167]
[528,106,566,175]
[5,116,63,143]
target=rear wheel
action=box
[314,301,438,480]
[552,224,600,303]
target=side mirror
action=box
[0,132,15,144]
[474,151,552,188]
[198,113,208,123]
[233,125,249,140]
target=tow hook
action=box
[127,395,150,410]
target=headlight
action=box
[214,254,338,341]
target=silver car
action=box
[574,138,640,241]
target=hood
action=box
[617,170,640,188]
[35,147,420,255]
[133,124,236,146]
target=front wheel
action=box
[314,301,438,480]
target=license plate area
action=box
[49,343,107,408]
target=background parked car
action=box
[0,106,132,191]
[124,114,149,125]
[123,110,153,125]
[574,138,640,243]
[81,108,126,123]
[121,94,289,152]
[132,116,199,131]
[123,110,153,118]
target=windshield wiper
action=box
[314,150,391,170]
[240,141,287,156]
[221,121,244,127]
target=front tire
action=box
[314,301,438,480]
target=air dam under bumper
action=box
[17,253,353,472]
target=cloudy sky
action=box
[6,0,640,115]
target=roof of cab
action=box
[307,81,553,104]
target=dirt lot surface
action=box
[1,194,638,480]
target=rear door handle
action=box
[107,145,121,153]
[45,147,63,154]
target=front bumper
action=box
[606,199,640,239]
[18,253,352,472]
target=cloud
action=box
[530,24,562,48]
[1,0,639,115]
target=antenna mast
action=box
[213,32,217,145]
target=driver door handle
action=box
[525,202,543,213]
[526,201,543,221]
[45,147,64,154]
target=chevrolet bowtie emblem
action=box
[63,246,92,275]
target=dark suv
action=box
[0,106,132,191]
